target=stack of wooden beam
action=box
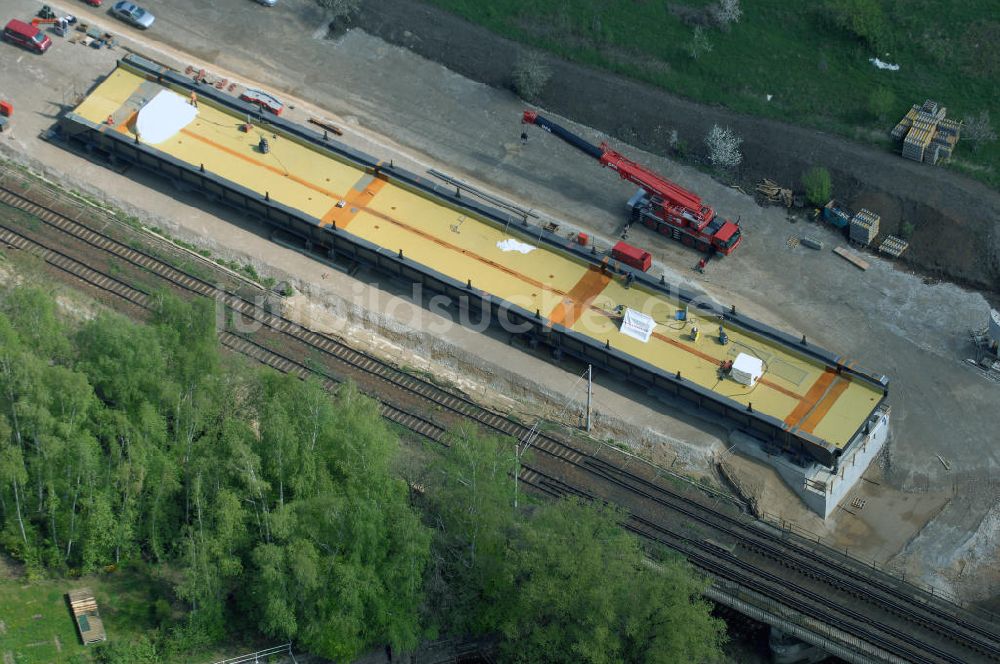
[67,588,106,645]
[756,178,792,207]
[849,208,880,246]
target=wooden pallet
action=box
[878,234,909,258]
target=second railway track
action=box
[1,180,997,664]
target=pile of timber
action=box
[308,117,343,136]
[67,588,106,645]
[756,178,793,207]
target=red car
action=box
[2,19,52,53]
[82,0,103,6]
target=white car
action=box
[255,0,278,6]
[110,2,155,29]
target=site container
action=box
[822,200,850,229]
[612,241,651,271]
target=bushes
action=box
[823,0,888,50]
[315,0,361,19]
[802,167,832,207]
[868,87,895,121]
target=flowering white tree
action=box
[962,111,997,152]
[705,125,743,169]
[712,0,743,26]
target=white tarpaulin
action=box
[732,353,764,387]
[619,308,655,343]
[135,90,198,144]
[496,239,536,254]
[869,57,900,71]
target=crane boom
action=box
[522,110,742,256]
[522,111,604,161]
[522,110,703,214]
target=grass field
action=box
[0,568,163,663]
[423,0,999,187]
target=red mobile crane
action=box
[522,111,743,255]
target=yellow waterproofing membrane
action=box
[74,69,883,448]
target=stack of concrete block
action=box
[891,105,920,140]
[894,99,960,164]
[850,209,880,246]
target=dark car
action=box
[110,1,155,29]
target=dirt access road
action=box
[357,0,1000,299]
[0,0,997,602]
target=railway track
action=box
[1,182,997,663]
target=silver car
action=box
[110,1,155,29]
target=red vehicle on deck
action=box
[523,111,743,256]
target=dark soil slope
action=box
[357,1,1000,295]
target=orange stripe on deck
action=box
[548,268,612,328]
[320,178,387,229]
[179,128,343,202]
[115,110,138,135]
[783,370,836,428]
[799,376,851,433]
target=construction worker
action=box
[189,91,198,108]
[105,115,114,125]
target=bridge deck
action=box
[73,68,883,449]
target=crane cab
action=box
[713,221,743,255]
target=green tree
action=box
[423,427,723,662]
[0,287,71,362]
[802,166,833,207]
[246,382,430,661]
[75,313,168,415]
[501,499,724,663]
[423,426,519,637]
